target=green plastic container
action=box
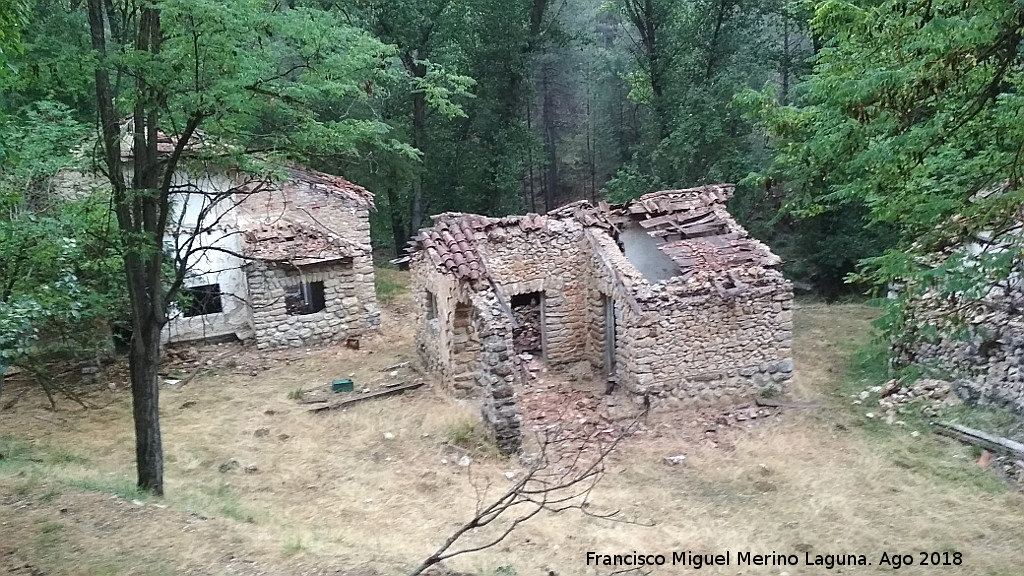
[331,379,354,393]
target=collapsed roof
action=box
[402,184,782,288]
[244,220,363,266]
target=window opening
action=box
[426,290,438,320]
[285,281,326,315]
[182,283,223,317]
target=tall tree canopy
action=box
[745,0,1023,300]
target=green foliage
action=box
[0,0,30,74]
[0,100,124,368]
[602,161,662,203]
[746,0,1024,305]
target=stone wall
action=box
[897,291,1024,415]
[246,256,380,350]
[475,218,590,365]
[409,257,521,453]
[469,290,522,454]
[239,180,373,253]
[628,283,793,407]
[581,228,794,407]
[409,263,477,395]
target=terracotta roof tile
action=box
[245,220,360,265]
[284,165,374,208]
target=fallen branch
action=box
[309,381,426,413]
[755,396,820,409]
[407,416,647,576]
[176,348,239,388]
[933,422,1024,458]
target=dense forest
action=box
[1,0,1022,493]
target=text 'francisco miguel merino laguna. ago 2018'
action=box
[585,550,963,570]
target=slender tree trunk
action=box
[409,87,427,237]
[88,0,166,496]
[386,187,408,257]
[781,16,791,105]
[527,104,537,213]
[129,310,163,492]
[704,0,729,83]
[541,63,558,212]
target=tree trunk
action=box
[408,57,428,239]
[541,63,558,212]
[386,186,408,257]
[129,315,163,494]
[88,0,167,496]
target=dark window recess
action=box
[286,281,326,315]
[183,283,223,317]
[426,290,438,320]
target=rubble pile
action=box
[856,378,961,421]
[518,377,640,458]
[699,404,783,433]
[511,302,542,354]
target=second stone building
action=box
[401,185,794,453]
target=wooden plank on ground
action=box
[308,381,427,413]
[933,422,1024,457]
[755,396,821,408]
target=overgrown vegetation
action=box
[374,266,410,305]
[836,336,1018,494]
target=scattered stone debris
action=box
[244,464,259,474]
[664,455,687,466]
[857,378,961,422]
[219,458,240,473]
[254,428,270,438]
[700,404,783,433]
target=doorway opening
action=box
[511,291,544,357]
[602,294,616,378]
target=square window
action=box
[182,283,223,317]
[286,281,326,315]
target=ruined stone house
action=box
[162,164,381,350]
[54,123,381,350]
[402,185,794,453]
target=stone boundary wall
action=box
[898,293,1024,414]
[247,257,380,350]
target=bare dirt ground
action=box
[2,287,1024,575]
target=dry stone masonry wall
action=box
[896,288,1024,415]
[247,258,379,350]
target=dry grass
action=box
[1,290,1023,575]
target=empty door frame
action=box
[603,294,616,376]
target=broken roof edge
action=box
[243,218,370,264]
[405,182,778,286]
[283,164,375,209]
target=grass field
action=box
[1,280,1022,575]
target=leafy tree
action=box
[0,0,30,74]
[80,0,407,495]
[0,101,122,398]
[744,0,1023,303]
